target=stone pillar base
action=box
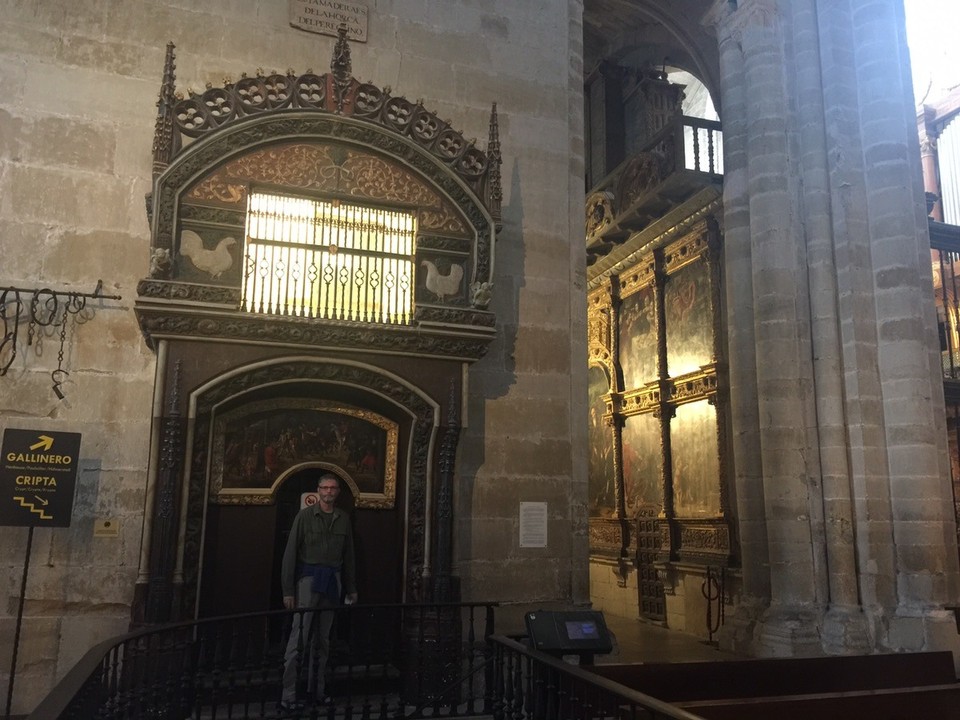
[754,604,823,657]
[821,605,872,655]
[717,595,767,655]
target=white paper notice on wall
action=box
[519,502,548,548]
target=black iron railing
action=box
[29,602,497,720]
[488,635,706,720]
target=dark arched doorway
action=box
[197,394,408,617]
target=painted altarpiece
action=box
[587,217,734,620]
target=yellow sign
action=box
[1,429,81,527]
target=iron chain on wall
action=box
[0,280,122,399]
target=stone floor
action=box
[594,613,743,665]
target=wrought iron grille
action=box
[242,192,415,324]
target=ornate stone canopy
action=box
[137,27,502,362]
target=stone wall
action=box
[0,1,587,712]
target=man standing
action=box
[280,473,358,710]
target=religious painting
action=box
[665,260,712,377]
[588,365,616,517]
[619,285,657,390]
[621,412,662,516]
[210,398,398,508]
[670,400,720,518]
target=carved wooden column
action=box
[145,360,186,623]
[433,382,460,602]
[610,278,632,582]
[653,253,676,561]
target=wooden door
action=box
[199,503,277,617]
[636,513,666,622]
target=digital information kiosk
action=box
[524,609,613,664]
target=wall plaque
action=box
[520,501,548,548]
[289,0,368,42]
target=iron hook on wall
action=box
[0,280,122,399]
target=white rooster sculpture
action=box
[421,259,464,303]
[179,229,237,279]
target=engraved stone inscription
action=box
[289,0,368,41]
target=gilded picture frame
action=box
[209,398,398,508]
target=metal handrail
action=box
[488,634,708,720]
[29,602,498,720]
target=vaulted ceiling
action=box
[583,0,721,111]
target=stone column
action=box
[847,0,959,647]
[788,0,870,652]
[712,5,772,652]
[719,0,827,655]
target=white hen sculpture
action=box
[179,229,237,279]
[421,260,464,303]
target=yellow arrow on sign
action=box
[30,435,54,451]
[34,495,48,506]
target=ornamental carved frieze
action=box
[663,220,712,275]
[135,308,493,360]
[179,204,245,227]
[618,258,656,298]
[677,521,731,562]
[414,305,496,328]
[137,279,241,305]
[621,382,664,416]
[589,518,624,549]
[185,143,469,237]
[418,235,472,254]
[669,367,719,405]
[617,150,672,210]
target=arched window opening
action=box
[667,69,723,175]
[242,191,416,324]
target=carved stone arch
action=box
[151,112,496,286]
[176,357,438,618]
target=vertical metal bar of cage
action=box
[256,199,268,314]
[363,206,370,323]
[278,198,289,316]
[289,200,298,316]
[940,251,960,378]
[332,203,342,320]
